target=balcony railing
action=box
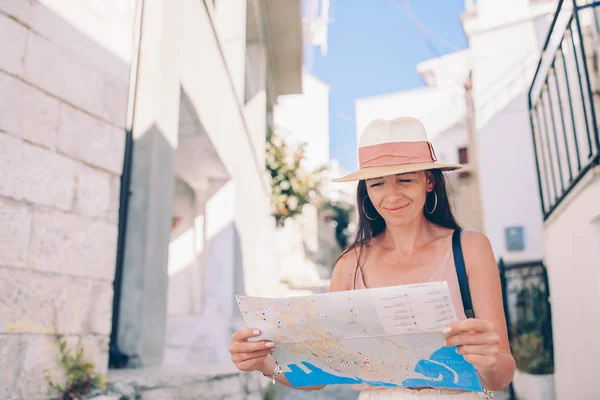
[528,0,600,220]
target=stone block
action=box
[242,371,267,394]
[0,267,113,336]
[0,14,27,76]
[18,334,109,399]
[106,175,121,224]
[0,134,75,210]
[140,376,243,400]
[242,393,265,400]
[28,207,118,280]
[197,376,243,399]
[73,162,112,220]
[0,198,32,267]
[58,104,125,175]
[0,0,131,83]
[0,335,21,400]
[103,80,129,129]
[24,32,106,119]
[0,72,61,149]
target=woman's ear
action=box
[425,171,436,192]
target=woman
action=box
[229,117,515,399]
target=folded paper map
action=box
[235,281,482,391]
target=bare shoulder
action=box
[330,247,360,292]
[461,229,493,249]
[460,229,496,275]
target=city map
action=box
[236,281,482,391]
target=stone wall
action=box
[0,2,130,398]
[87,367,268,400]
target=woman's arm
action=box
[444,230,516,391]
[260,247,358,390]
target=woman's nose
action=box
[385,184,404,201]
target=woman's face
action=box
[365,171,434,225]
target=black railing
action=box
[499,259,554,400]
[529,0,600,220]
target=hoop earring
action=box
[362,197,379,221]
[425,191,438,214]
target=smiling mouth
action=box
[384,204,409,214]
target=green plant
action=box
[511,332,554,375]
[46,337,107,400]
[263,384,277,400]
[266,127,323,227]
[320,200,353,250]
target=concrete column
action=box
[244,42,268,171]
[215,0,247,102]
[200,180,239,363]
[116,0,180,367]
[245,42,266,103]
[118,124,175,367]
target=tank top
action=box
[353,236,467,320]
[351,234,468,392]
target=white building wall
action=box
[211,0,247,103]
[0,0,133,397]
[464,4,555,262]
[167,178,204,318]
[542,169,600,399]
[271,72,335,288]
[125,0,285,366]
[1,0,296,396]
[274,72,331,172]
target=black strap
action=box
[452,228,475,319]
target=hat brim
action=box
[332,162,463,182]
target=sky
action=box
[307,0,469,172]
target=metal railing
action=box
[528,0,600,220]
[499,259,554,400]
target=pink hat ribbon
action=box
[358,141,438,168]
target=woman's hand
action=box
[444,319,501,373]
[229,328,275,372]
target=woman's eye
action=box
[369,182,382,187]
[399,179,412,183]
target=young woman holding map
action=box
[229,117,514,399]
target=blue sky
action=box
[307,0,468,172]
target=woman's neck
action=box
[380,216,435,255]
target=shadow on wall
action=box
[113,122,175,368]
[164,220,245,365]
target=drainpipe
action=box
[109,0,145,369]
[463,71,485,233]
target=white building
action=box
[462,0,557,264]
[274,72,331,172]
[358,0,600,397]
[271,69,358,290]
[0,0,305,398]
[521,0,600,398]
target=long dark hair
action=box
[339,169,461,288]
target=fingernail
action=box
[252,329,260,335]
[442,327,451,334]
[265,342,275,348]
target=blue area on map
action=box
[285,362,398,387]
[284,346,482,391]
[401,346,482,391]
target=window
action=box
[458,147,469,164]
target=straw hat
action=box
[332,117,462,182]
